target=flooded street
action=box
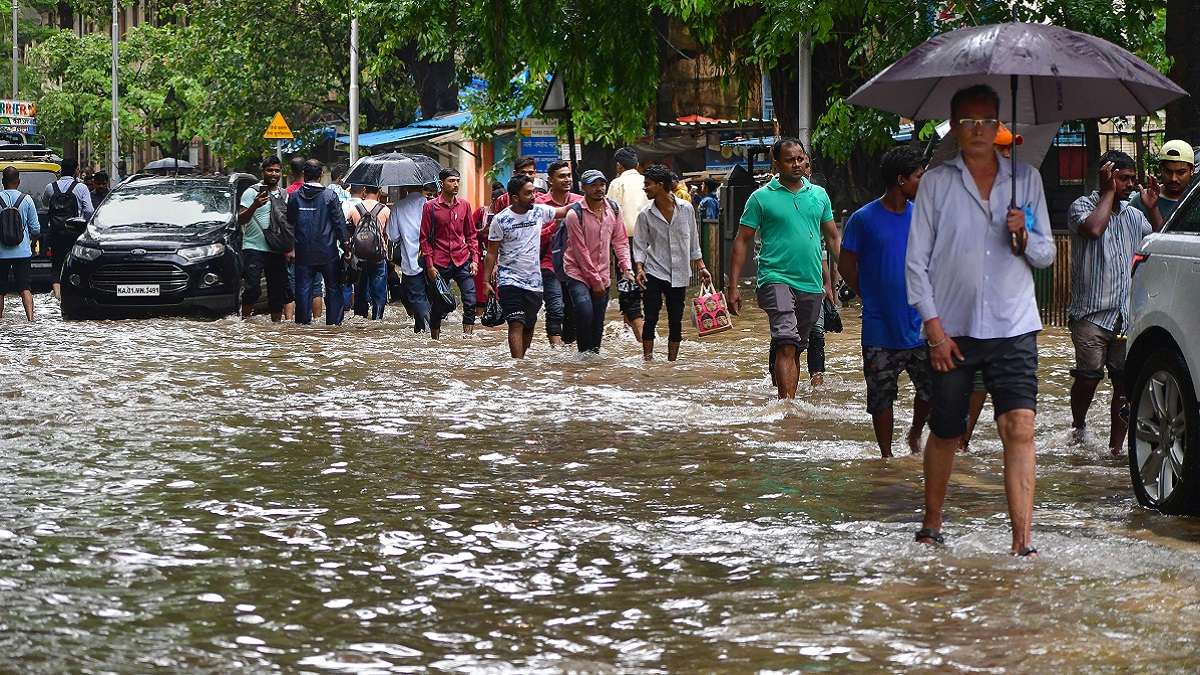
[3,293,1200,673]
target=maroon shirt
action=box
[419,195,479,269]
[535,191,583,272]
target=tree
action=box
[1165,0,1200,144]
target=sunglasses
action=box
[958,118,1000,131]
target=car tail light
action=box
[1132,252,1150,277]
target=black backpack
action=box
[262,190,294,252]
[0,193,26,247]
[352,202,387,264]
[553,199,619,283]
[47,179,81,235]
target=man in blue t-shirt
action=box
[839,147,931,458]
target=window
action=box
[1165,178,1200,234]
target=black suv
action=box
[60,173,258,319]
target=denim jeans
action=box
[431,262,477,332]
[400,273,431,333]
[294,261,343,325]
[359,261,388,320]
[541,269,565,337]
[565,279,610,353]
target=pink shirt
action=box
[536,191,583,272]
[563,199,631,291]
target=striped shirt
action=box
[1066,192,1152,332]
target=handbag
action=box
[823,296,843,333]
[481,295,505,327]
[691,281,733,337]
[430,272,457,313]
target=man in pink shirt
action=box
[561,169,634,354]
[419,168,479,339]
[535,160,584,346]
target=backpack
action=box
[553,199,619,283]
[47,179,81,235]
[352,202,387,264]
[0,193,26,247]
[262,190,294,252]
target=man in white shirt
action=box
[389,188,430,332]
[605,147,649,342]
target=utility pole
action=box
[348,17,359,166]
[12,0,18,98]
[797,33,812,151]
[110,0,119,178]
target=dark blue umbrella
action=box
[345,153,442,189]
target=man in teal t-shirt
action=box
[237,156,291,321]
[727,138,841,399]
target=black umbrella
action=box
[345,152,443,189]
[143,157,196,174]
[848,19,1188,252]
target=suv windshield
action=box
[92,181,232,230]
[17,171,58,212]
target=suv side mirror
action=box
[66,216,87,234]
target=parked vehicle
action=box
[60,173,258,319]
[1126,177,1200,514]
[0,142,62,291]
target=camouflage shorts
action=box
[863,346,933,415]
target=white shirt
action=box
[607,169,649,236]
[388,192,427,276]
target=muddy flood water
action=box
[2,292,1200,673]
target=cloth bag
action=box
[691,281,733,337]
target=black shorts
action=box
[929,331,1039,439]
[617,279,643,320]
[499,284,542,329]
[48,230,79,280]
[0,257,31,293]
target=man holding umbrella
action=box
[906,84,1055,557]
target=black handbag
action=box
[431,273,457,313]
[823,297,843,333]
[481,295,505,327]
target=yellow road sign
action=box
[263,112,294,140]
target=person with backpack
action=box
[560,170,634,354]
[0,167,42,321]
[237,156,293,322]
[287,159,350,325]
[42,157,94,300]
[419,168,478,339]
[347,184,391,320]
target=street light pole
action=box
[12,0,18,99]
[349,17,359,166]
[797,33,812,151]
[110,0,119,178]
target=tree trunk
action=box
[1165,0,1200,144]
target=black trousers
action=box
[641,274,686,343]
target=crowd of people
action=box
[4,81,1199,557]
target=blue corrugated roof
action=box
[338,105,535,148]
[410,111,472,129]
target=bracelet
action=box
[928,337,948,349]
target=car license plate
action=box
[116,284,160,297]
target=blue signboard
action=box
[521,136,560,172]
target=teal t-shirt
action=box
[739,176,833,293]
[239,182,279,253]
[1129,192,1181,224]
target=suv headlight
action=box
[70,243,101,261]
[177,243,226,262]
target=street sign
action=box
[263,112,294,140]
[519,118,560,172]
[540,72,567,115]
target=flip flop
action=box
[914,528,944,545]
[1015,546,1038,558]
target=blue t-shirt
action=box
[842,199,923,349]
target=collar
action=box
[541,191,580,207]
[435,194,460,208]
[304,181,323,187]
[649,196,685,222]
[766,176,810,193]
[947,150,1013,180]
[619,169,640,179]
[1090,190,1127,213]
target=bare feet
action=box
[907,429,923,455]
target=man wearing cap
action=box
[606,147,649,343]
[1131,140,1195,228]
[561,170,635,354]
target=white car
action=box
[1126,178,1200,514]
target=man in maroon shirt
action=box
[491,156,538,213]
[535,160,584,346]
[420,168,480,339]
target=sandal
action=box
[914,528,944,545]
[1015,546,1038,558]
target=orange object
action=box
[994,123,1024,148]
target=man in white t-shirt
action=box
[484,174,571,358]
